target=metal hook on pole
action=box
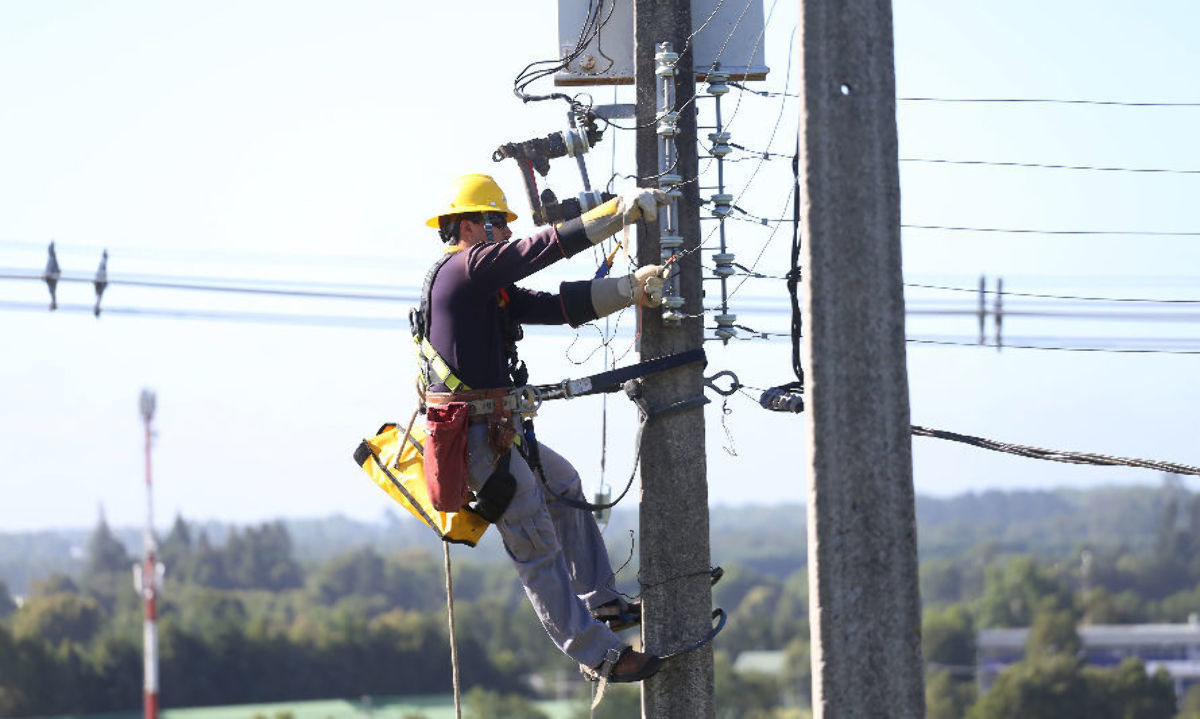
[703,370,741,397]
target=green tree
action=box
[159,514,193,576]
[975,556,1071,628]
[1178,681,1200,719]
[188,530,228,587]
[1025,601,1081,659]
[925,668,975,719]
[0,624,25,716]
[923,604,976,668]
[13,592,104,647]
[222,522,303,590]
[921,558,965,604]
[969,654,1088,719]
[312,547,386,604]
[83,513,130,578]
[31,572,79,598]
[1081,657,1175,719]
[0,578,16,618]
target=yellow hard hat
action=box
[425,174,518,228]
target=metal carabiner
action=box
[703,370,741,397]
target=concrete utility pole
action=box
[797,1,925,717]
[634,1,715,717]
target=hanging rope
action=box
[443,542,462,719]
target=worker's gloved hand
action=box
[579,188,672,245]
[617,188,670,225]
[590,264,666,317]
[633,264,665,307]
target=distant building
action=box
[978,615,1200,698]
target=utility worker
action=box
[416,174,670,683]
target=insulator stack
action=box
[655,42,683,327]
[706,67,736,342]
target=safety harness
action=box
[410,247,528,395]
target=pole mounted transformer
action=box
[134,389,163,719]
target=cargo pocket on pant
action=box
[502,516,560,564]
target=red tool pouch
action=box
[423,402,471,511]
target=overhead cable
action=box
[902,224,1200,237]
[912,425,1200,477]
[0,300,400,329]
[906,338,1200,355]
[730,89,1200,107]
[898,97,1200,108]
[900,157,1200,175]
[0,271,417,302]
[905,282,1200,305]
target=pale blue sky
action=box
[2,1,1198,531]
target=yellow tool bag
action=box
[353,421,490,547]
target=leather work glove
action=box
[579,188,672,244]
[617,188,670,225]
[590,264,666,317]
[633,263,665,307]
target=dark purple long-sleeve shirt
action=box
[425,220,597,391]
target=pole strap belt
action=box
[534,347,707,401]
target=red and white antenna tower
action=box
[134,389,162,719]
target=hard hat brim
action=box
[425,206,519,229]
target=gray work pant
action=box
[466,423,622,669]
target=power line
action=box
[902,224,1200,237]
[11,298,1200,355]
[898,97,1200,108]
[906,338,1200,355]
[0,271,418,302]
[0,300,402,329]
[900,157,1200,176]
[912,425,1200,477]
[905,282,1200,305]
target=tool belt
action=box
[425,387,538,421]
[422,386,533,513]
[426,386,539,453]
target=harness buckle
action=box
[515,386,542,415]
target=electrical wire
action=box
[902,224,1200,237]
[0,300,403,329]
[906,338,1200,355]
[0,270,418,302]
[905,282,1200,305]
[900,157,1200,175]
[898,97,1200,108]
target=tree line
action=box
[0,514,812,718]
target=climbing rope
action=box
[443,543,462,719]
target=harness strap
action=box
[413,253,470,392]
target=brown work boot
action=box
[607,647,663,683]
